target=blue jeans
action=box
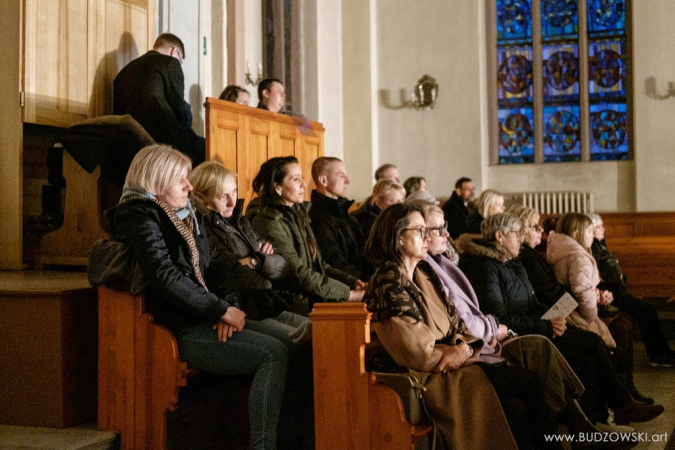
[246,313,314,446]
[177,323,289,450]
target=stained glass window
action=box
[497,0,534,163]
[492,0,629,164]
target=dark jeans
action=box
[552,327,631,424]
[612,290,672,360]
[247,313,315,447]
[177,323,289,450]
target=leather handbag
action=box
[372,372,428,425]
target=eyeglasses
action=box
[427,222,448,237]
[401,226,430,239]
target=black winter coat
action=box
[108,199,238,334]
[457,238,553,337]
[309,190,371,279]
[518,244,569,307]
[442,191,469,239]
[465,210,485,235]
[200,200,293,319]
[591,238,625,291]
[113,51,205,164]
[350,202,381,241]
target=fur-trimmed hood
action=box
[455,234,512,264]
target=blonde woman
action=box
[465,188,505,234]
[350,179,406,239]
[189,160,314,448]
[108,145,288,450]
[548,213,660,410]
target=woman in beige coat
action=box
[547,213,654,410]
[363,203,561,450]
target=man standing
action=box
[443,177,476,239]
[113,33,205,164]
[309,157,371,281]
[257,78,286,113]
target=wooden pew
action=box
[600,212,675,299]
[98,286,196,450]
[310,302,432,450]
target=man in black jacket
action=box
[309,157,371,280]
[443,177,475,239]
[113,33,205,164]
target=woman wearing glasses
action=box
[364,203,562,450]
[458,212,664,428]
[249,156,366,316]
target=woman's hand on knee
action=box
[221,306,246,331]
[215,321,237,342]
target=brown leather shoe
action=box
[613,401,664,425]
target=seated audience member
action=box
[113,33,205,164]
[189,161,314,449]
[458,213,664,427]
[257,78,286,113]
[351,179,405,239]
[308,157,371,280]
[364,203,560,450]
[249,156,365,315]
[107,145,288,450]
[219,85,250,105]
[442,177,475,239]
[418,202,605,436]
[465,188,504,234]
[514,206,654,405]
[404,189,439,205]
[591,213,675,367]
[374,163,400,183]
[403,176,427,197]
[548,214,657,408]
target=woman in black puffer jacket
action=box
[457,213,664,427]
[108,145,289,450]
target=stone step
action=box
[0,422,118,450]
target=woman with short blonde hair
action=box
[466,189,505,234]
[124,144,192,196]
[111,146,289,450]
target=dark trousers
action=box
[612,290,672,360]
[552,327,631,424]
[479,362,560,450]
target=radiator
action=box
[513,191,594,214]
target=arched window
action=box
[488,0,631,164]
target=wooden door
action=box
[23,0,91,127]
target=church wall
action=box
[371,0,486,202]
[345,0,674,212]
[632,1,675,212]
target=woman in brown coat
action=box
[363,203,561,450]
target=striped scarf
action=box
[122,195,208,291]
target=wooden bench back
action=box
[98,286,192,450]
[599,212,675,299]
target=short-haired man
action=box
[309,157,371,280]
[374,163,400,183]
[113,33,205,164]
[443,177,476,239]
[257,78,286,113]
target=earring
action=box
[399,240,403,246]
[499,240,503,246]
